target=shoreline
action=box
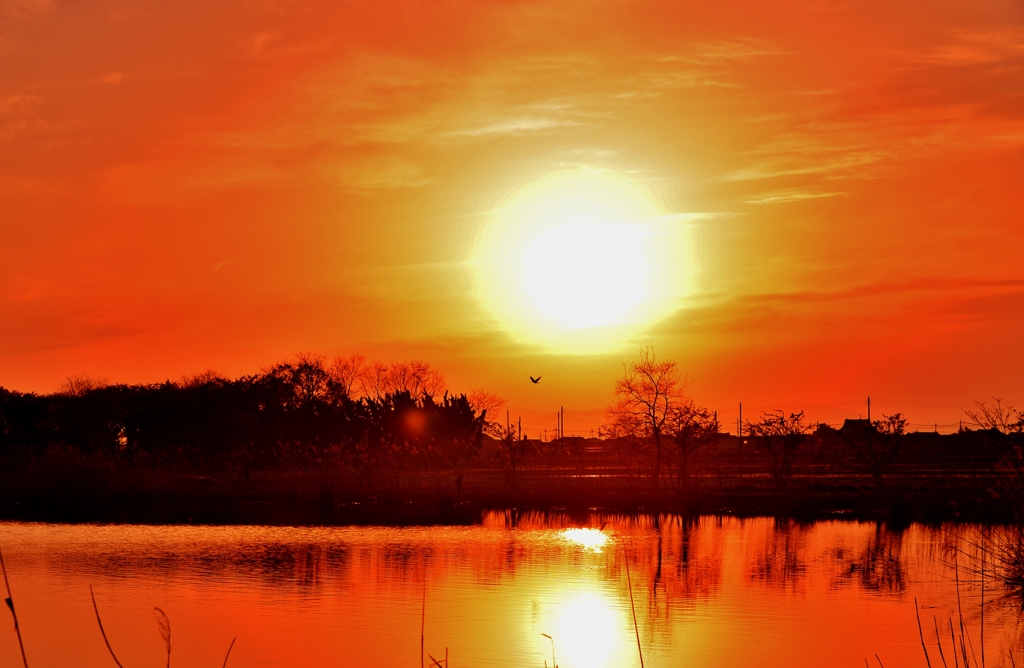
[1,466,1015,527]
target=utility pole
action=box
[506,409,510,432]
[868,396,871,422]
[738,402,743,453]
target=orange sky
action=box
[2,0,1023,435]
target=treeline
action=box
[0,355,488,484]
[604,349,1024,496]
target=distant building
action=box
[839,418,875,435]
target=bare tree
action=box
[386,361,447,399]
[357,360,447,400]
[58,374,108,396]
[466,389,506,422]
[666,401,717,492]
[964,397,1024,487]
[178,370,225,389]
[360,360,392,400]
[328,354,368,399]
[605,348,687,489]
[964,397,1022,435]
[746,410,807,489]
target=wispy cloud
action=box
[337,157,434,191]
[650,38,788,65]
[445,116,580,138]
[724,147,885,182]
[746,189,845,204]
[908,28,1024,66]
[745,277,1024,306]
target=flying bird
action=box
[530,376,541,384]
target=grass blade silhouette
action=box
[934,616,949,668]
[541,633,556,668]
[623,543,644,668]
[915,598,932,668]
[421,577,426,668]
[0,548,30,668]
[90,585,125,668]
[949,618,959,668]
[222,637,237,668]
[981,529,985,668]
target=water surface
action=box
[0,514,1018,667]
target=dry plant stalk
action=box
[623,543,645,668]
[541,632,557,668]
[222,636,237,668]
[154,607,171,668]
[0,547,30,668]
[915,597,932,668]
[421,577,426,668]
[90,585,125,668]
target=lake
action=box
[0,513,1018,667]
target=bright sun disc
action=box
[472,166,693,353]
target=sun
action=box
[472,166,693,353]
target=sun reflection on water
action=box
[541,588,625,668]
[561,528,610,553]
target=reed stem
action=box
[222,636,236,668]
[541,633,556,668]
[915,598,932,668]
[0,548,29,668]
[89,585,125,668]
[623,544,644,668]
[421,577,426,668]
[933,616,949,668]
[980,529,985,668]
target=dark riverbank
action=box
[0,458,1015,526]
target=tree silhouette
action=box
[329,354,368,399]
[964,397,1024,490]
[57,374,108,397]
[964,397,1022,434]
[666,401,717,492]
[357,360,447,401]
[605,348,686,489]
[746,410,807,489]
